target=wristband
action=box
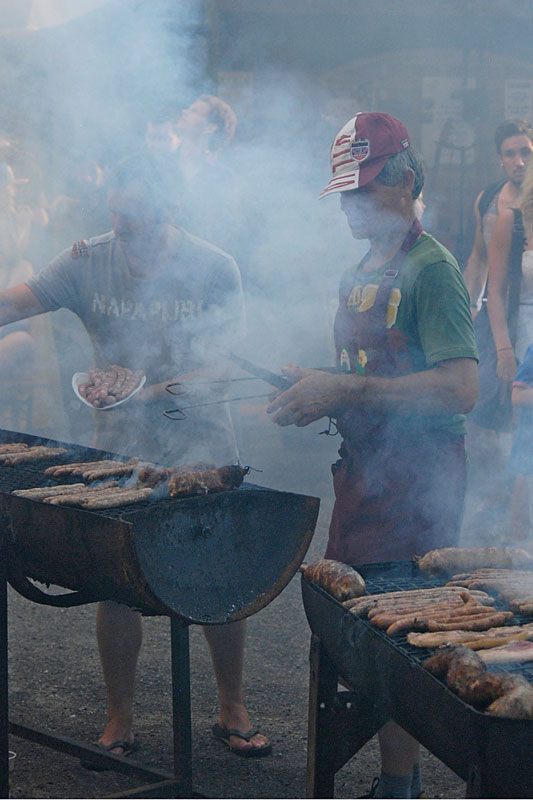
[496,346,513,352]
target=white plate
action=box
[72,371,146,410]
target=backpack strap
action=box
[478,179,507,230]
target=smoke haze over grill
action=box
[1,1,532,516]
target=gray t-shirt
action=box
[27,229,244,465]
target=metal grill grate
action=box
[0,431,268,519]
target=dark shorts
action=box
[325,431,466,567]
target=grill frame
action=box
[0,428,320,623]
[303,560,533,799]
[0,426,320,798]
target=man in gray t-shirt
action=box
[0,154,271,758]
[27,225,243,465]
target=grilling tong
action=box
[163,352,292,419]
[164,351,344,419]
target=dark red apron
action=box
[325,219,466,566]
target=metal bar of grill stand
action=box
[306,634,390,799]
[1,519,201,798]
[0,519,9,800]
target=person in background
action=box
[268,112,478,798]
[463,119,533,313]
[462,120,533,540]
[147,95,240,258]
[0,153,270,759]
[492,157,533,541]
[0,160,53,430]
[0,161,39,379]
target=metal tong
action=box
[163,353,291,420]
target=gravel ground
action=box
[6,420,467,799]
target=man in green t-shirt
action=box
[268,112,478,799]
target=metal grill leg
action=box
[306,634,339,799]
[170,618,192,797]
[0,521,9,799]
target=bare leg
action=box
[378,720,419,776]
[203,620,269,754]
[96,601,142,752]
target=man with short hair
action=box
[268,112,478,798]
[151,94,241,257]
[462,120,532,539]
[463,119,533,313]
[0,152,271,758]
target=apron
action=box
[325,219,466,566]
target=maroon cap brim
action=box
[319,154,390,199]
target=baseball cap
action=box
[319,112,411,199]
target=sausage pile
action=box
[344,587,509,636]
[424,644,533,718]
[12,459,250,511]
[447,568,533,616]
[77,366,144,408]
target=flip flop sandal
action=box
[80,739,139,771]
[212,723,272,758]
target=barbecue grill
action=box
[303,560,533,799]
[0,428,319,798]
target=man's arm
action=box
[267,358,478,427]
[0,284,47,327]
[462,193,487,314]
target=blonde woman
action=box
[487,159,533,540]
[487,158,533,374]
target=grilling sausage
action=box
[44,460,124,477]
[13,483,87,499]
[168,465,249,497]
[0,443,29,454]
[1,447,68,465]
[80,487,152,509]
[407,623,533,649]
[486,677,533,718]
[45,483,121,505]
[301,559,366,602]
[417,546,533,574]
[479,640,533,664]
[45,458,138,479]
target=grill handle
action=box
[8,571,99,607]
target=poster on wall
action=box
[505,79,533,121]
[421,77,476,167]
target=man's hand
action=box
[267,364,359,427]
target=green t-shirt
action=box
[336,232,478,436]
